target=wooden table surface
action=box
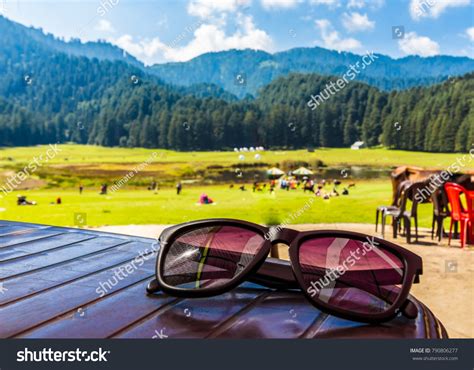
[0,220,447,339]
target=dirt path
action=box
[93,223,473,338]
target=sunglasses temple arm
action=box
[401,298,418,319]
[146,278,162,294]
[399,272,420,318]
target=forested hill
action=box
[2,15,473,97]
[256,73,473,152]
[1,66,472,152]
[0,15,472,152]
[150,48,474,98]
[0,16,142,68]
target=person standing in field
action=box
[176,182,182,195]
[149,180,157,191]
[79,185,83,194]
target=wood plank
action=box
[0,241,156,305]
[0,236,131,279]
[0,225,42,237]
[19,282,176,338]
[0,232,90,259]
[208,291,324,338]
[0,221,47,228]
[115,288,269,339]
[0,257,156,337]
[0,229,63,249]
[0,220,152,243]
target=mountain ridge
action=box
[2,15,473,99]
[150,47,474,97]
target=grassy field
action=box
[0,144,457,227]
[0,144,464,189]
[0,144,464,168]
[0,181,437,228]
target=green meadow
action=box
[0,144,463,168]
[0,182,437,228]
[0,145,459,227]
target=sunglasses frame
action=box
[153,218,422,324]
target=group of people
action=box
[17,195,36,206]
[16,195,61,206]
[15,175,354,210]
[246,177,355,199]
[76,184,106,195]
[174,181,216,205]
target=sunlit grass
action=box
[0,144,463,168]
[0,181,436,228]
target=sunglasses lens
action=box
[298,237,405,315]
[162,225,265,290]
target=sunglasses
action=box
[147,219,422,324]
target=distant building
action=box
[351,141,365,150]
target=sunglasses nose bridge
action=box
[268,228,299,245]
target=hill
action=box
[150,48,474,98]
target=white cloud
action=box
[347,0,384,9]
[409,0,471,20]
[314,19,361,51]
[342,12,375,32]
[95,19,115,33]
[188,0,252,18]
[466,27,474,42]
[113,14,272,65]
[462,28,474,57]
[114,35,165,64]
[398,32,440,56]
[261,0,300,9]
[310,0,341,7]
[113,0,273,64]
[347,0,365,8]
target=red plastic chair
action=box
[444,183,472,248]
[466,190,474,244]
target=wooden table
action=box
[0,220,447,339]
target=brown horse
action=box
[390,166,474,205]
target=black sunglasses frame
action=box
[149,218,422,324]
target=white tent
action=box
[292,167,314,176]
[351,141,365,150]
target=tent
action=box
[266,167,285,179]
[351,141,365,150]
[292,167,314,176]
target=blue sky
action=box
[2,0,473,64]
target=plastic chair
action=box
[466,190,474,244]
[444,183,472,248]
[431,188,450,242]
[382,182,420,243]
[376,180,411,232]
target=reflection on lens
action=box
[299,237,404,315]
[163,226,265,290]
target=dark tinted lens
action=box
[162,225,265,290]
[299,237,404,315]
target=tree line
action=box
[0,72,472,152]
